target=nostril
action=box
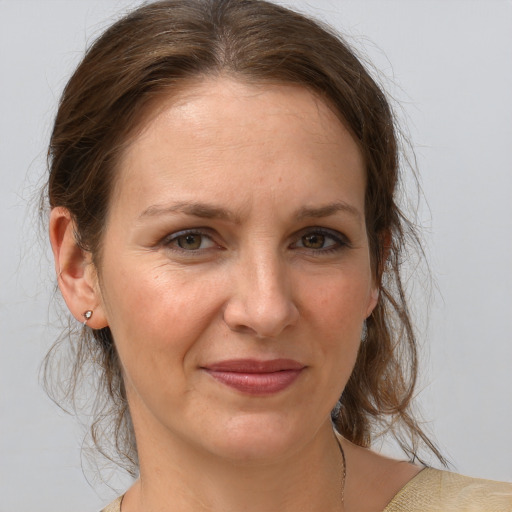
[223,295,299,339]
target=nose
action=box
[223,250,299,339]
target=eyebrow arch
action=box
[139,201,241,223]
[139,200,361,223]
[295,201,361,221]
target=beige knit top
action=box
[101,468,512,512]
[382,468,512,511]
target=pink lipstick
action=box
[202,359,305,395]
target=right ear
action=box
[49,207,108,329]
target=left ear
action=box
[378,229,392,280]
[365,229,389,317]
[49,207,108,329]
[365,286,379,318]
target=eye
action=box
[292,228,347,253]
[164,230,217,251]
[301,232,332,249]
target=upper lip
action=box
[203,358,305,373]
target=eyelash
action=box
[291,228,350,255]
[162,229,219,254]
[161,227,350,255]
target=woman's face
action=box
[95,78,378,462]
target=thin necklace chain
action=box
[122,438,349,512]
[335,435,347,510]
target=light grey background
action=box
[1,0,511,510]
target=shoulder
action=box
[100,495,123,512]
[384,468,512,512]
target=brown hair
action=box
[45,0,444,475]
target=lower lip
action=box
[204,369,303,395]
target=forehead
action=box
[111,77,365,219]
[123,76,359,158]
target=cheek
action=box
[99,261,226,376]
[297,266,370,378]
[291,275,366,415]
[298,265,372,330]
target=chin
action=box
[202,411,322,464]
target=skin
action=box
[50,78,420,511]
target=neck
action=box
[125,420,345,512]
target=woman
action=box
[45,0,511,510]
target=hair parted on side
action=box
[44,0,445,476]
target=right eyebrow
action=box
[138,201,241,223]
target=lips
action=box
[202,359,305,395]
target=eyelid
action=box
[161,228,221,252]
[158,226,349,254]
[291,226,351,251]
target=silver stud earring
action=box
[83,310,93,326]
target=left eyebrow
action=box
[295,201,362,221]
